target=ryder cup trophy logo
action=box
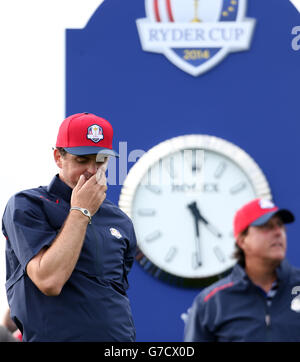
[136,0,256,76]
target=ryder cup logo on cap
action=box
[87,124,104,143]
[259,199,275,209]
[56,113,119,157]
[136,0,256,76]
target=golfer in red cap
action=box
[233,198,294,268]
[184,198,300,342]
[2,113,137,342]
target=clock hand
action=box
[187,203,202,267]
[194,219,202,267]
[197,214,222,238]
[187,201,199,219]
[188,202,222,238]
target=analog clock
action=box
[119,135,272,287]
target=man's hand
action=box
[71,172,107,216]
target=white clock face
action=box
[119,135,271,286]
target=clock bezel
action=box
[119,134,272,287]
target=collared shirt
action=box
[184,261,300,342]
[257,281,279,308]
[266,281,279,307]
[2,175,137,342]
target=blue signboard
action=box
[66,0,300,341]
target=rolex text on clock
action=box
[119,135,272,287]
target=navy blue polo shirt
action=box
[2,175,137,342]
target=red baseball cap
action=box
[56,112,119,157]
[233,198,294,239]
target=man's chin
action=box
[269,254,285,266]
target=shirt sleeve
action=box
[124,222,137,276]
[184,294,216,342]
[2,193,58,271]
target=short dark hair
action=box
[56,147,67,157]
[233,227,248,267]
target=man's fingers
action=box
[80,173,107,193]
[74,174,86,190]
[82,173,98,185]
[96,167,107,186]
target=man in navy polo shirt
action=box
[184,198,300,342]
[2,113,137,342]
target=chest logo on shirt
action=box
[87,124,104,143]
[110,227,122,239]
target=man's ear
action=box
[53,148,63,169]
[236,233,245,250]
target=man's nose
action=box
[87,162,99,175]
[271,222,285,234]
